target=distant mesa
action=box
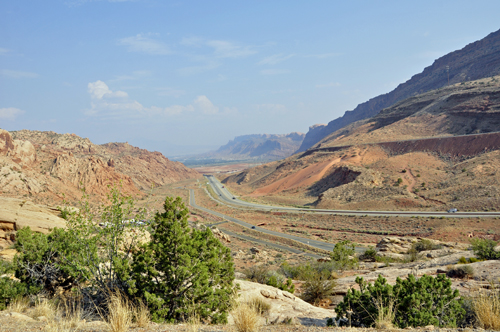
[180,132,305,164]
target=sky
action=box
[1,1,500,157]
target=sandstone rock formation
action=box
[231,279,335,326]
[0,197,66,249]
[0,129,201,204]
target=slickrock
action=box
[232,279,335,326]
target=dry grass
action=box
[7,296,30,313]
[247,296,271,316]
[105,291,133,332]
[472,290,500,330]
[133,300,150,328]
[45,300,84,332]
[31,299,56,320]
[232,302,260,332]
[374,296,396,330]
[185,312,201,332]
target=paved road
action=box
[188,189,332,257]
[205,175,500,218]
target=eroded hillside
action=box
[222,77,500,212]
[0,129,201,204]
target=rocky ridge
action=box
[297,28,500,152]
[0,129,200,204]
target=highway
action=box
[204,175,500,218]
[188,188,335,256]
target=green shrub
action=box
[458,256,468,264]
[0,277,29,311]
[470,238,500,260]
[413,239,441,252]
[335,274,464,328]
[331,240,358,271]
[267,275,295,294]
[359,247,377,262]
[128,196,235,323]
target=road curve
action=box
[188,189,334,256]
[205,175,500,218]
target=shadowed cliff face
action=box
[297,28,500,153]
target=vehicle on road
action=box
[222,186,224,188]
[232,197,236,200]
[448,208,458,213]
[251,226,256,229]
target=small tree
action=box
[128,196,235,323]
[331,240,358,271]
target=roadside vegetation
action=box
[0,185,235,327]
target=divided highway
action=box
[205,175,500,218]
[188,188,335,256]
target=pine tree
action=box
[128,197,235,323]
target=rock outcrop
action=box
[0,129,201,203]
[231,279,335,326]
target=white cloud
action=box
[1,69,38,79]
[193,95,219,114]
[0,48,11,55]
[0,107,24,120]
[117,34,170,55]
[258,53,294,65]
[88,80,128,99]
[260,69,290,75]
[316,82,341,88]
[86,80,228,119]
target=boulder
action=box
[231,279,335,326]
[0,197,66,234]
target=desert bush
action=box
[245,265,270,284]
[266,274,295,293]
[413,239,441,252]
[128,196,235,323]
[447,265,474,279]
[335,274,464,328]
[458,256,468,264]
[359,246,377,262]
[300,270,336,305]
[470,238,500,260]
[331,240,358,271]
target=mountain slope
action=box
[297,28,500,152]
[1,129,200,204]
[222,76,500,212]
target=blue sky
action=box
[1,1,499,156]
